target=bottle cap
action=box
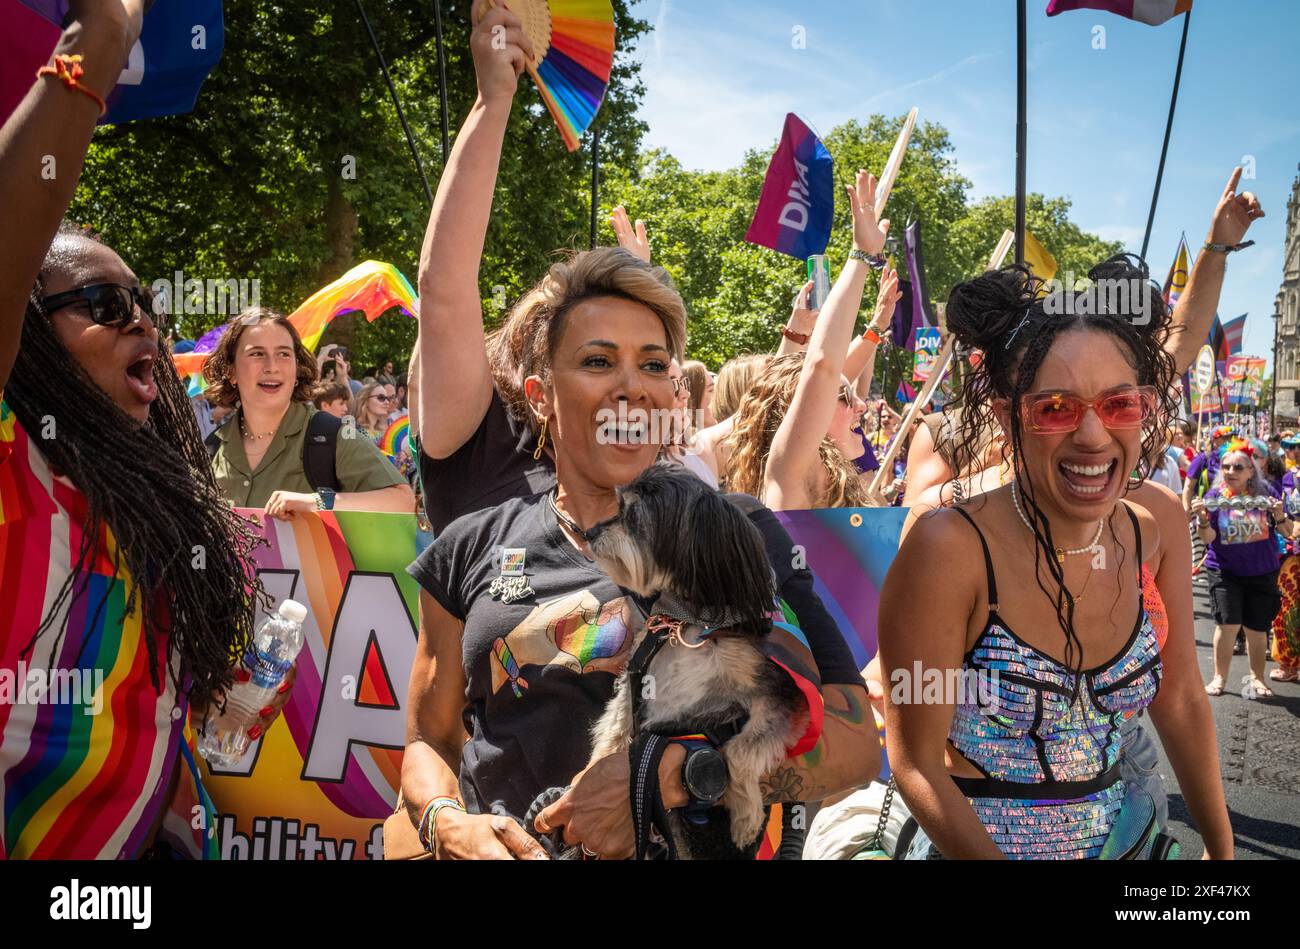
[277,599,308,624]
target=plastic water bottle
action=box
[198,599,307,767]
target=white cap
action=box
[277,599,308,624]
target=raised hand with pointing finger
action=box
[1207,166,1264,249]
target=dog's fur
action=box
[585,464,807,858]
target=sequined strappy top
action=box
[946,504,1162,859]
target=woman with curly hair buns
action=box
[880,256,1232,859]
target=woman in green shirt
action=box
[203,309,413,519]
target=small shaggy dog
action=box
[580,464,809,858]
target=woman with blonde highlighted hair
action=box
[400,4,876,861]
[727,352,871,509]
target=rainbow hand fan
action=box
[380,414,411,457]
[505,0,615,151]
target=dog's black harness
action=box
[626,616,746,860]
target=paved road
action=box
[1153,576,1300,860]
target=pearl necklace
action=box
[240,418,276,441]
[1011,479,1104,563]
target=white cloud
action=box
[1091,223,1143,245]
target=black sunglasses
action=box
[39,283,165,330]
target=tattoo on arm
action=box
[760,685,870,803]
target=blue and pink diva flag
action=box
[745,113,835,260]
[0,0,224,127]
[1045,0,1191,26]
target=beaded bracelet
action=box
[36,54,107,117]
[418,796,465,852]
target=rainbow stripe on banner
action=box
[775,507,907,670]
[197,510,420,859]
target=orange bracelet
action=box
[36,54,107,117]
[862,327,883,345]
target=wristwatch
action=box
[849,248,887,268]
[673,738,729,824]
[315,488,336,511]
[1203,240,1255,254]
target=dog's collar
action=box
[648,592,746,633]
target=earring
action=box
[533,416,549,461]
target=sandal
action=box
[1205,676,1225,696]
[1270,666,1300,683]
[1241,676,1275,699]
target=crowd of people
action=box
[0,1,1285,861]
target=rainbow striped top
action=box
[0,398,189,858]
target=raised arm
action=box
[763,169,888,510]
[0,2,142,390]
[414,1,535,459]
[1163,167,1264,373]
[776,281,818,357]
[844,263,901,396]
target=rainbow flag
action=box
[379,414,410,458]
[1046,0,1191,26]
[172,260,417,379]
[290,260,417,353]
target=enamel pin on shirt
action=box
[489,547,535,604]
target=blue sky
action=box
[625,0,1300,369]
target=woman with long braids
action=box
[0,2,287,858]
[880,257,1232,859]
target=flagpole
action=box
[1139,8,1192,263]
[590,126,601,250]
[355,0,434,206]
[1014,0,1027,266]
[433,0,451,165]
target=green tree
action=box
[946,193,1124,301]
[69,0,650,350]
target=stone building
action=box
[1276,164,1300,420]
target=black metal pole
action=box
[355,0,434,205]
[590,126,601,250]
[1140,9,1191,263]
[433,0,450,165]
[1014,0,1027,266]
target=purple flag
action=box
[904,220,934,331]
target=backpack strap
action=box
[204,415,234,460]
[302,410,343,492]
